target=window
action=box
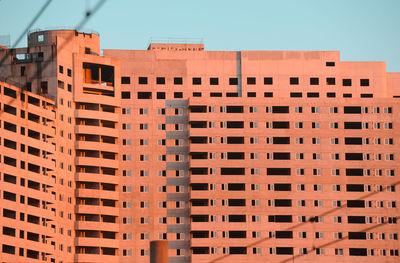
[229,78,238,85]
[326,78,336,85]
[310,77,319,85]
[247,77,256,85]
[121,77,130,84]
[121,91,131,99]
[360,79,370,86]
[156,77,165,84]
[192,77,201,85]
[174,92,183,98]
[138,77,148,84]
[157,92,165,99]
[290,77,299,85]
[342,79,352,86]
[174,77,183,85]
[264,77,273,85]
[210,78,219,85]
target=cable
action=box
[0,0,52,67]
[208,180,400,262]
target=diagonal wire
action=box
[0,0,52,67]
[208,180,400,262]
[0,0,107,90]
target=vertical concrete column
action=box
[150,241,168,263]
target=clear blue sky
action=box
[1,0,399,72]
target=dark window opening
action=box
[344,122,362,129]
[227,137,244,144]
[267,168,291,176]
[346,169,363,176]
[348,216,366,224]
[276,247,293,255]
[227,152,245,160]
[276,231,293,239]
[349,248,367,256]
[227,121,244,128]
[264,92,273,97]
[343,93,352,98]
[191,184,208,191]
[360,93,373,98]
[138,92,152,99]
[274,199,292,207]
[190,136,208,144]
[274,184,291,191]
[229,215,246,222]
[174,77,183,85]
[228,183,245,191]
[190,152,208,159]
[343,79,352,86]
[192,77,201,85]
[327,92,336,98]
[229,78,238,85]
[192,231,209,238]
[290,77,299,85]
[4,87,17,98]
[4,104,16,115]
[210,78,219,85]
[156,77,165,85]
[247,92,256,97]
[192,247,209,254]
[191,199,209,206]
[174,92,183,98]
[307,92,319,98]
[272,106,289,113]
[121,91,130,99]
[346,184,364,192]
[347,200,365,208]
[190,167,208,175]
[157,92,165,99]
[192,215,209,222]
[229,231,246,238]
[247,77,256,85]
[344,106,361,114]
[264,77,273,85]
[268,215,292,223]
[190,121,207,128]
[326,78,336,85]
[273,137,290,144]
[210,92,222,97]
[226,92,238,97]
[326,62,335,67]
[227,106,243,113]
[229,247,247,254]
[345,153,363,160]
[310,78,319,85]
[228,199,246,206]
[345,137,362,145]
[273,121,290,129]
[221,168,245,175]
[121,77,130,84]
[273,152,290,160]
[290,92,302,98]
[138,77,148,84]
[192,92,202,97]
[360,79,369,86]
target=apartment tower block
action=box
[0,29,399,262]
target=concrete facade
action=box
[0,30,400,262]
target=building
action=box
[0,29,400,262]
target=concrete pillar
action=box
[150,240,168,263]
